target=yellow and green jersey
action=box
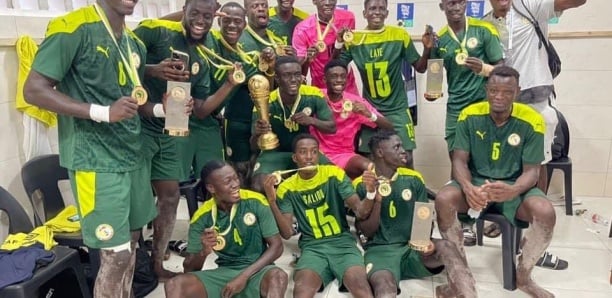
[454,102,545,181]
[32,5,146,172]
[354,168,427,249]
[259,85,333,152]
[267,6,308,45]
[277,165,355,249]
[339,25,420,114]
[186,189,279,270]
[432,17,504,114]
[134,19,212,134]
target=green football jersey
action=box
[186,189,279,270]
[339,25,420,114]
[432,17,504,114]
[277,165,355,249]
[454,102,545,181]
[134,19,212,135]
[354,168,427,248]
[32,5,146,172]
[256,85,333,152]
[267,6,308,45]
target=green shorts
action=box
[142,133,181,180]
[447,180,546,228]
[296,236,365,287]
[176,125,224,181]
[445,110,461,152]
[358,108,416,153]
[68,166,157,249]
[252,151,331,175]
[364,243,439,287]
[225,119,253,163]
[191,265,278,298]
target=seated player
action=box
[354,130,476,297]
[435,66,557,297]
[164,160,288,298]
[250,56,335,193]
[311,59,393,179]
[263,134,375,298]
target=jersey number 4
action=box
[305,203,341,239]
[365,61,391,99]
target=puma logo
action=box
[272,115,283,122]
[476,130,486,140]
[96,45,110,58]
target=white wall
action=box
[0,0,610,221]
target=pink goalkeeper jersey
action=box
[310,90,382,157]
[292,9,359,95]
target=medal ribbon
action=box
[210,202,238,236]
[245,25,280,48]
[447,17,470,52]
[278,92,303,124]
[218,34,257,65]
[196,45,234,70]
[373,167,399,184]
[315,15,334,45]
[350,27,386,46]
[93,3,141,88]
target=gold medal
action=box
[378,182,392,197]
[315,40,326,53]
[132,85,148,105]
[275,45,285,56]
[233,69,246,84]
[302,107,312,116]
[213,235,226,251]
[340,111,350,119]
[284,119,295,130]
[455,51,468,65]
[342,31,354,43]
[342,100,353,112]
[258,61,269,72]
[272,171,283,185]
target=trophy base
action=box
[424,92,443,101]
[409,240,432,253]
[164,128,190,137]
[258,133,279,150]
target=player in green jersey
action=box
[165,160,288,298]
[354,130,476,297]
[435,66,556,297]
[24,0,154,296]
[334,0,436,167]
[263,134,375,298]
[135,0,240,279]
[250,56,335,193]
[267,0,308,45]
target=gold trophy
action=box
[425,59,444,101]
[409,202,435,252]
[249,74,279,150]
[164,81,191,136]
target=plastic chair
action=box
[0,186,91,298]
[546,109,573,216]
[20,154,100,287]
[180,178,202,218]
[476,213,523,291]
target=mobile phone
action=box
[171,50,190,71]
[426,25,439,48]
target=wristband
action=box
[89,104,110,123]
[334,40,344,49]
[153,103,166,118]
[369,113,378,122]
[366,191,376,200]
[478,63,495,77]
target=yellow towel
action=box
[44,205,81,233]
[1,226,57,251]
[15,35,57,127]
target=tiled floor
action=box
[147,196,612,297]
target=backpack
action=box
[551,108,570,161]
[513,0,562,78]
[132,247,158,298]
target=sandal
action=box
[463,227,476,246]
[535,251,569,270]
[483,222,502,238]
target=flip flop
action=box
[535,251,569,270]
[483,222,502,238]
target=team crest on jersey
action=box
[243,212,256,226]
[95,224,114,241]
[366,263,373,273]
[131,52,141,68]
[402,189,412,201]
[507,133,521,146]
[467,37,479,49]
[226,146,233,157]
[192,62,200,75]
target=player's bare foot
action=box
[517,278,554,298]
[435,284,456,298]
